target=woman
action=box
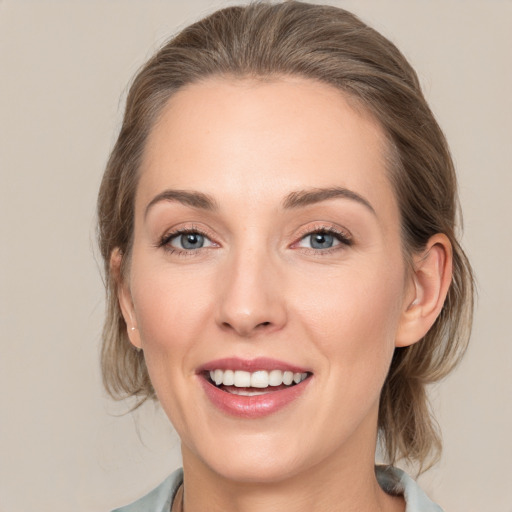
[97,2,474,511]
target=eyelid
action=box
[292,222,353,245]
[288,223,353,256]
[155,221,352,256]
[168,231,216,250]
[157,224,219,254]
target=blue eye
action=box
[308,233,337,249]
[175,233,205,249]
[296,229,351,251]
[164,231,215,251]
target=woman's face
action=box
[121,77,415,482]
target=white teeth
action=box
[214,369,223,386]
[282,371,294,385]
[234,370,251,387]
[222,369,234,386]
[251,370,269,388]
[208,368,309,388]
[268,369,283,386]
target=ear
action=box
[110,248,142,350]
[395,233,453,348]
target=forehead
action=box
[138,76,397,220]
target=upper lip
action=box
[196,357,311,374]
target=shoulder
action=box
[376,465,444,512]
[111,468,183,512]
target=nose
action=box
[215,247,287,338]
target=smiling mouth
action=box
[205,369,311,396]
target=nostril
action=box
[220,320,273,337]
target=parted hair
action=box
[97,1,474,472]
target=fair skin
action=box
[114,77,452,512]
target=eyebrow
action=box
[145,189,218,218]
[144,185,376,218]
[282,187,376,215]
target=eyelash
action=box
[292,225,353,255]
[158,226,215,257]
[157,224,353,257]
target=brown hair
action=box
[97,1,474,472]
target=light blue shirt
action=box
[112,466,444,512]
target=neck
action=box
[179,415,404,512]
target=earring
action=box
[131,326,136,331]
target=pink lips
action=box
[197,357,310,374]
[197,357,312,419]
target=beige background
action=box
[1,1,511,511]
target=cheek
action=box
[129,261,215,433]
[131,261,212,349]
[291,259,405,380]
[128,259,215,411]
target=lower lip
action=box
[199,377,312,418]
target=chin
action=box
[185,426,328,485]
[206,452,309,484]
